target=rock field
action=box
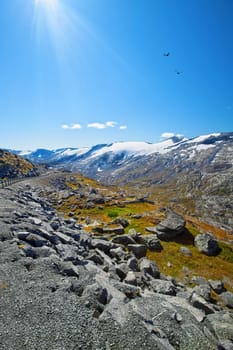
[0,173,232,350]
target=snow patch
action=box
[89,139,180,159]
[187,133,221,144]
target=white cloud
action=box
[87,122,107,129]
[161,132,184,139]
[161,132,175,139]
[106,121,118,127]
[62,123,82,130]
[119,125,127,130]
[87,121,118,129]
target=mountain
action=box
[10,132,233,232]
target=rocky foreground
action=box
[0,174,233,350]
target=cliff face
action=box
[0,172,232,350]
[0,149,39,179]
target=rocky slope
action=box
[0,172,233,350]
[0,149,39,179]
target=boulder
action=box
[109,246,128,261]
[112,217,129,228]
[155,209,186,240]
[102,225,125,235]
[193,284,211,302]
[208,279,226,294]
[220,292,233,308]
[139,258,160,279]
[147,236,163,252]
[128,244,147,259]
[150,279,177,296]
[112,234,136,246]
[91,239,116,253]
[126,257,139,272]
[124,271,137,286]
[194,233,220,256]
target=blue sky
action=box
[0,0,232,149]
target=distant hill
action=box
[0,149,39,179]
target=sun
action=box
[35,0,59,10]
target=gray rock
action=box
[124,271,137,286]
[57,261,80,278]
[139,258,160,279]
[126,256,139,272]
[208,279,226,294]
[91,238,116,253]
[24,233,48,247]
[54,231,73,244]
[189,292,216,314]
[102,225,125,235]
[109,246,127,261]
[128,244,147,259]
[220,292,233,308]
[55,243,80,262]
[218,340,233,350]
[116,263,129,280]
[150,279,177,295]
[155,209,186,240]
[193,284,211,302]
[180,246,192,256]
[194,233,220,256]
[90,253,105,265]
[112,217,129,228]
[50,220,61,230]
[112,234,136,246]
[205,312,233,344]
[147,236,163,251]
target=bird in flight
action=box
[175,70,183,75]
[163,52,170,56]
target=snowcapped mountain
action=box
[9,132,233,231]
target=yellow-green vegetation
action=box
[56,173,233,292]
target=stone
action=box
[208,279,226,294]
[24,233,48,247]
[88,251,104,265]
[128,244,147,259]
[155,209,186,240]
[194,233,220,256]
[54,231,73,244]
[147,237,163,252]
[139,258,160,279]
[109,246,127,261]
[124,271,137,286]
[205,312,233,344]
[112,217,129,228]
[193,284,211,302]
[150,279,177,296]
[50,220,61,230]
[220,292,233,308]
[57,261,80,278]
[112,234,136,246]
[102,225,125,235]
[91,239,116,253]
[116,263,129,280]
[126,257,139,272]
[180,246,192,256]
[189,292,216,314]
[218,340,233,350]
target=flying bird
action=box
[163,52,170,56]
[175,70,183,75]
